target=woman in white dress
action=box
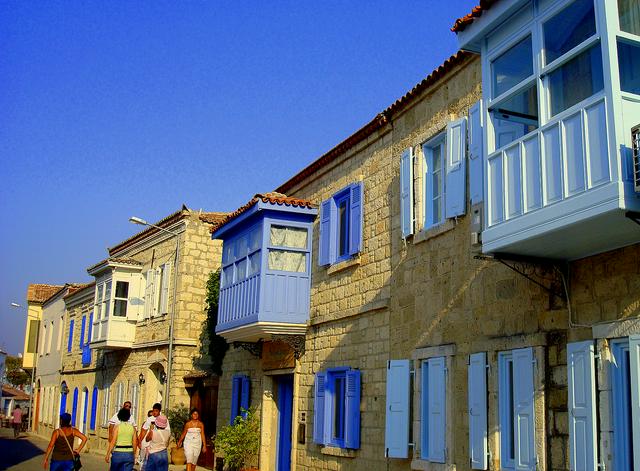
[177,408,207,471]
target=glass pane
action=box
[338,200,349,257]
[268,250,307,272]
[523,136,542,211]
[113,300,127,317]
[585,101,610,186]
[618,41,640,95]
[236,258,248,281]
[506,146,523,218]
[564,113,586,194]
[115,281,129,299]
[548,44,604,116]
[96,284,103,303]
[270,225,308,248]
[492,84,539,148]
[105,281,111,299]
[248,226,261,252]
[544,0,596,64]
[223,241,234,263]
[431,144,443,225]
[248,251,261,276]
[619,0,640,35]
[489,156,504,225]
[235,236,248,259]
[507,360,515,460]
[333,376,346,441]
[492,36,533,97]
[222,265,234,287]
[543,126,563,203]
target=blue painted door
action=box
[277,375,294,471]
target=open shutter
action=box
[318,200,332,266]
[345,369,361,449]
[469,352,488,469]
[160,262,171,314]
[630,335,640,471]
[469,101,484,204]
[67,319,74,353]
[513,347,536,471]
[79,316,86,349]
[313,372,327,444]
[71,388,79,426]
[567,341,597,471]
[445,117,468,218]
[230,376,241,424]
[400,149,414,238]
[87,313,93,344]
[349,183,363,256]
[385,360,410,458]
[241,375,250,418]
[90,387,98,430]
[144,269,154,318]
[428,357,446,463]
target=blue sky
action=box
[0,0,472,355]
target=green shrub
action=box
[214,408,260,470]
[166,404,190,443]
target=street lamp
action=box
[10,302,38,432]
[129,215,181,409]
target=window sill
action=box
[326,255,361,275]
[411,459,456,471]
[320,446,356,458]
[413,219,456,245]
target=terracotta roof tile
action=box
[2,385,30,400]
[451,0,500,32]
[63,282,96,299]
[26,284,65,303]
[211,192,316,234]
[199,212,228,225]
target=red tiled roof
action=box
[2,385,30,401]
[211,192,316,234]
[63,282,96,300]
[199,212,228,225]
[276,51,474,194]
[451,0,500,32]
[26,284,65,304]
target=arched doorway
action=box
[80,387,89,434]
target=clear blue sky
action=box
[0,0,473,355]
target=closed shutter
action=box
[349,182,363,256]
[345,369,361,449]
[567,341,597,471]
[154,268,162,316]
[513,347,536,471]
[445,117,468,218]
[87,313,93,344]
[469,100,484,204]
[313,372,327,444]
[160,262,171,314]
[241,375,251,418]
[385,360,410,458]
[230,376,241,424]
[90,387,98,430]
[318,200,332,266]
[67,320,74,353]
[72,388,79,426]
[400,149,414,239]
[79,316,86,348]
[469,352,488,469]
[144,269,154,318]
[630,335,640,471]
[427,357,446,463]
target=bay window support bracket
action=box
[271,334,306,359]
[232,341,263,358]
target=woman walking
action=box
[106,408,139,471]
[143,415,171,471]
[177,408,207,471]
[42,412,87,471]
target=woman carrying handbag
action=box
[42,412,87,471]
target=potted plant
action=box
[214,408,260,471]
[166,404,190,465]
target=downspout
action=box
[165,230,181,410]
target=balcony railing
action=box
[90,317,136,349]
[218,273,261,328]
[81,344,91,367]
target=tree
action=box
[5,355,29,388]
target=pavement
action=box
[0,427,190,471]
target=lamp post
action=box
[129,216,181,410]
[10,302,38,432]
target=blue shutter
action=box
[427,357,446,463]
[67,320,74,353]
[469,101,484,204]
[385,360,410,458]
[60,388,67,414]
[348,182,363,256]
[90,387,98,430]
[445,117,468,218]
[630,335,640,471]
[71,388,78,426]
[87,313,93,345]
[469,352,488,469]
[567,341,597,471]
[318,199,332,266]
[241,375,250,418]
[230,376,241,424]
[344,369,361,449]
[400,149,414,238]
[313,372,327,444]
[513,347,536,471]
[79,316,86,349]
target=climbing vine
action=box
[204,269,229,375]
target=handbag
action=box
[61,429,83,471]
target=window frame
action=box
[334,190,351,262]
[423,134,447,229]
[265,220,311,275]
[498,352,516,470]
[610,338,633,471]
[326,367,349,448]
[221,222,262,288]
[113,281,129,317]
[319,182,363,267]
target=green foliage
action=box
[214,408,260,470]
[5,355,29,387]
[204,269,229,375]
[166,404,190,442]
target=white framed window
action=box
[113,281,129,317]
[101,386,110,427]
[423,135,446,228]
[144,262,172,318]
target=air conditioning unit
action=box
[633,125,640,193]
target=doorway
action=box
[276,375,294,471]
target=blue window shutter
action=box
[344,369,361,449]
[513,347,536,471]
[87,312,93,344]
[567,341,597,471]
[241,375,250,418]
[630,335,640,471]
[400,149,414,238]
[427,357,446,463]
[469,352,488,469]
[90,387,98,430]
[60,388,67,414]
[319,199,332,266]
[230,376,241,424]
[71,388,78,426]
[79,316,86,349]
[469,101,484,205]
[445,117,468,218]
[348,182,363,256]
[385,360,410,458]
[67,320,74,353]
[313,372,327,444]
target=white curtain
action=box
[270,226,307,248]
[619,0,640,36]
[268,250,306,272]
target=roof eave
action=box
[211,203,261,240]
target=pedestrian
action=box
[108,401,136,441]
[138,410,154,471]
[176,408,207,471]
[143,415,171,471]
[139,403,170,444]
[42,412,87,471]
[106,407,139,471]
[11,405,23,438]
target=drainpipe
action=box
[165,231,181,410]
